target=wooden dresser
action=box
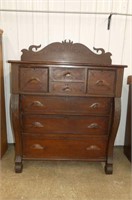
[8,41,127,174]
[0,29,8,158]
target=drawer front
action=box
[87,69,116,95]
[20,67,48,92]
[21,95,112,115]
[50,67,86,81]
[50,82,85,94]
[22,134,107,159]
[22,115,109,135]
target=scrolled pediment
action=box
[21,40,112,65]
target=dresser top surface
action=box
[8,60,127,68]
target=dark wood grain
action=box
[22,115,109,135]
[20,67,48,92]
[22,134,107,160]
[10,94,23,172]
[10,64,19,94]
[50,67,86,81]
[115,68,124,97]
[87,69,116,95]
[49,82,85,94]
[105,98,121,174]
[20,41,112,65]
[21,95,112,115]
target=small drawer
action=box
[20,67,48,92]
[87,69,116,96]
[22,134,107,159]
[21,95,112,115]
[50,82,85,94]
[22,115,109,135]
[50,67,86,81]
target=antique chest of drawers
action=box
[8,41,127,174]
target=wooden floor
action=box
[0,145,131,200]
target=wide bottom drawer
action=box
[22,134,107,160]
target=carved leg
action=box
[15,156,23,173]
[105,98,121,175]
[11,95,23,173]
[104,162,113,174]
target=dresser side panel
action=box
[11,64,19,94]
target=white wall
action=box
[0,0,132,145]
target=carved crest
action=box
[21,40,112,65]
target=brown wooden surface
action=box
[50,82,85,94]
[87,69,116,95]
[22,115,109,135]
[127,75,132,84]
[50,67,86,81]
[20,41,112,65]
[20,67,48,92]
[9,41,126,173]
[21,95,112,115]
[22,134,107,160]
[10,94,23,172]
[105,98,121,174]
[124,75,132,162]
[0,30,8,159]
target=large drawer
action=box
[49,82,85,94]
[50,67,86,82]
[21,95,112,115]
[87,69,116,96]
[19,67,48,92]
[21,115,109,135]
[22,134,107,159]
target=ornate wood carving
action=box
[21,40,112,65]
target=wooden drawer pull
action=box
[32,122,44,128]
[63,86,71,92]
[64,72,72,78]
[86,145,100,151]
[31,144,45,150]
[27,77,41,84]
[95,80,105,86]
[95,80,110,88]
[31,101,44,107]
[87,123,100,129]
[90,103,100,109]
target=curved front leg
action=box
[10,94,23,173]
[105,98,121,174]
